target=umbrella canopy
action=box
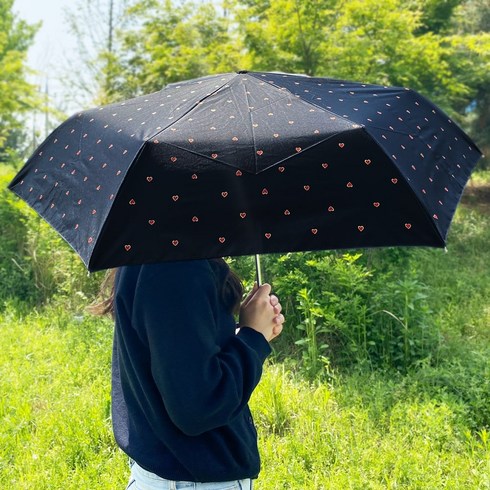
[9,71,482,271]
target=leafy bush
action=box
[238,251,440,375]
[0,173,103,310]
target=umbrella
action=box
[8,71,482,275]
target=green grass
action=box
[1,307,489,489]
[0,306,127,489]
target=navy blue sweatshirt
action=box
[111,260,272,482]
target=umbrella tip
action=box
[237,70,249,74]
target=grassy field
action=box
[0,308,489,489]
[1,171,489,489]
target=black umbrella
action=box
[8,71,482,275]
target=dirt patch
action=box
[461,183,490,214]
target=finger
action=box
[273,314,285,324]
[271,323,283,339]
[273,303,282,315]
[270,295,279,307]
[255,283,272,298]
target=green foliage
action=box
[105,0,244,99]
[0,306,127,489]
[0,0,39,153]
[0,173,103,310]
[249,251,438,374]
[2,313,489,490]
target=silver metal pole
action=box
[255,254,262,286]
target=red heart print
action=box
[295,147,302,153]
[338,143,345,148]
[172,240,179,246]
[192,216,199,222]
[124,244,131,251]
[311,228,318,235]
[146,176,153,182]
[284,209,291,216]
[433,214,439,220]
[278,167,285,172]
[262,188,269,195]
[240,212,247,219]
[148,219,155,225]
[257,150,264,156]
[96,185,101,191]
[358,225,365,232]
[328,206,335,212]
[322,163,329,169]
[405,223,412,229]
[170,156,177,162]
[221,191,228,198]
[236,170,242,177]
[373,202,380,208]
[77,199,82,205]
[273,133,279,138]
[232,137,239,141]
[129,199,136,205]
[88,237,93,244]
[188,138,194,143]
[92,209,97,215]
[212,153,218,159]
[265,233,272,239]
[219,237,226,243]
[304,185,310,191]
[347,182,353,188]
[191,174,198,180]
[364,159,371,165]
[391,178,398,184]
[172,195,179,201]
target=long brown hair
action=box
[88,259,243,317]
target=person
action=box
[93,258,284,490]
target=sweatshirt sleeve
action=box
[132,261,271,436]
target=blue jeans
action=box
[126,461,253,490]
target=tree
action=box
[108,0,244,99]
[0,0,39,159]
[449,0,490,164]
[229,0,488,153]
[63,0,130,106]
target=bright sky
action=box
[13,0,81,116]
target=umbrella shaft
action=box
[255,254,262,286]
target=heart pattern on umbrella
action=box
[8,72,482,271]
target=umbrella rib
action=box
[241,80,260,174]
[148,75,236,142]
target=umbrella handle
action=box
[255,254,263,286]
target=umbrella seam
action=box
[148,74,238,142]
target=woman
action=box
[96,258,284,489]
